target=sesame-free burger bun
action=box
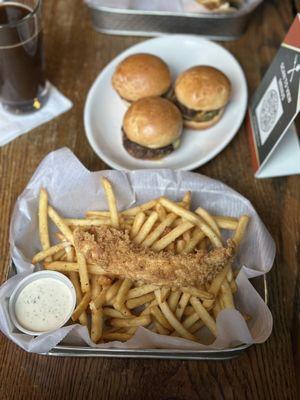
[123,97,182,149]
[175,66,231,111]
[112,53,171,103]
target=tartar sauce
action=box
[15,278,73,332]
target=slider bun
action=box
[123,97,183,149]
[184,108,224,130]
[175,66,231,111]
[112,53,171,102]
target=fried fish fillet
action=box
[74,226,235,288]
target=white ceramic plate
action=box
[84,35,248,170]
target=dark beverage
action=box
[0,1,48,114]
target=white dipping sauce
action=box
[15,278,73,332]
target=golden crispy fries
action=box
[142,213,177,248]
[155,203,167,222]
[233,215,250,246]
[154,320,170,335]
[208,264,230,296]
[133,211,158,244]
[64,218,111,227]
[72,291,91,321]
[182,312,200,329]
[48,206,74,245]
[32,242,71,264]
[121,200,157,216]
[167,290,181,312]
[75,250,90,293]
[44,261,107,275]
[195,207,221,237]
[175,293,190,320]
[214,215,238,230]
[38,188,51,262]
[90,275,103,343]
[190,296,217,337]
[182,191,192,209]
[103,307,125,318]
[181,287,213,301]
[220,280,235,309]
[182,229,205,254]
[127,284,158,299]
[126,293,155,309]
[151,221,193,251]
[159,197,222,248]
[158,301,197,341]
[114,278,133,312]
[101,177,119,228]
[102,332,132,341]
[35,179,251,345]
[109,315,151,328]
[150,306,173,331]
[130,211,146,238]
[106,279,122,302]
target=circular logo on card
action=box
[259,89,279,133]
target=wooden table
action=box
[0,0,299,399]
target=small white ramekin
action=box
[9,270,76,336]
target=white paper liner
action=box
[0,148,275,353]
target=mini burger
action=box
[174,66,231,129]
[112,53,171,105]
[122,97,183,160]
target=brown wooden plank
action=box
[0,0,299,399]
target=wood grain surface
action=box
[0,0,299,399]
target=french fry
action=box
[76,249,90,293]
[195,207,221,237]
[176,239,186,254]
[182,191,192,209]
[202,298,215,310]
[127,284,158,299]
[208,264,230,296]
[102,332,132,341]
[121,200,157,216]
[190,296,217,337]
[151,221,193,251]
[44,261,108,275]
[182,229,205,254]
[126,293,155,309]
[38,188,51,262]
[48,206,74,245]
[230,279,238,293]
[220,280,235,309]
[90,275,103,343]
[213,215,238,230]
[155,203,167,222]
[182,312,200,329]
[86,210,111,218]
[109,315,151,328]
[181,287,213,300]
[106,279,123,302]
[130,211,146,238]
[233,215,250,246]
[114,278,133,313]
[72,291,91,321]
[53,248,67,261]
[141,299,158,315]
[64,218,111,227]
[150,306,173,331]
[103,307,126,319]
[189,319,204,334]
[157,301,197,341]
[90,287,109,310]
[213,298,222,319]
[175,293,190,320]
[154,320,170,335]
[133,211,158,244]
[159,197,222,248]
[101,177,119,228]
[32,242,71,264]
[183,305,195,317]
[167,290,181,312]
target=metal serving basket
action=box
[86,1,263,40]
[7,261,268,360]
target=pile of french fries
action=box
[32,178,250,344]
